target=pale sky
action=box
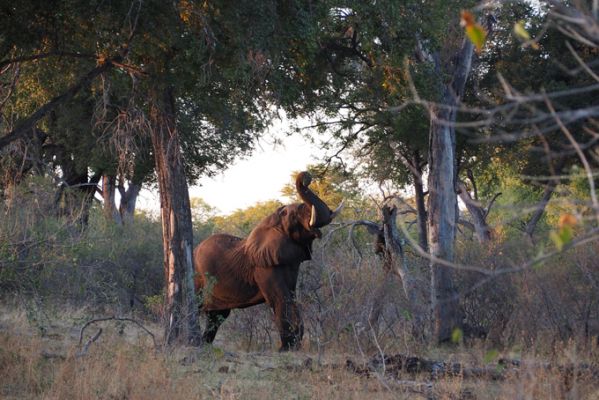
[136,120,325,216]
[191,132,323,214]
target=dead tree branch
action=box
[78,315,158,351]
[76,328,103,358]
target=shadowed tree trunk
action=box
[101,175,122,225]
[427,38,474,343]
[149,85,201,346]
[411,150,428,252]
[118,180,141,224]
[380,204,427,339]
[524,180,558,239]
[396,148,428,251]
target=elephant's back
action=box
[194,234,243,289]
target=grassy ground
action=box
[0,304,597,400]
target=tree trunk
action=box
[524,180,558,239]
[101,175,122,225]
[427,38,474,343]
[457,181,491,243]
[149,85,201,346]
[118,180,141,224]
[78,173,102,228]
[412,151,428,252]
[428,110,461,343]
[381,205,427,339]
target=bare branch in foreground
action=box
[78,315,158,351]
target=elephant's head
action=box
[244,171,344,266]
[292,171,344,235]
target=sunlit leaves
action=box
[513,20,539,50]
[550,213,577,251]
[483,349,499,364]
[513,21,531,41]
[451,327,463,344]
[461,10,486,53]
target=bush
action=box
[3,176,598,354]
[0,176,164,313]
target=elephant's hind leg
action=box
[203,309,231,344]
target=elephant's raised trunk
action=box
[296,171,343,228]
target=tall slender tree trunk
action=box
[524,180,558,239]
[412,150,428,252]
[427,38,474,343]
[101,175,122,225]
[396,147,428,251]
[150,85,201,346]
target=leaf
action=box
[483,349,499,364]
[212,346,225,359]
[558,213,577,229]
[550,230,564,251]
[514,21,540,50]
[451,327,463,344]
[513,21,531,41]
[551,213,577,251]
[461,11,487,53]
[559,225,573,245]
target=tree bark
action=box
[396,148,428,251]
[118,180,141,224]
[457,181,492,243]
[381,205,427,339]
[411,150,428,252]
[524,180,558,239]
[427,38,474,343]
[149,85,201,346]
[101,175,122,225]
[77,173,102,227]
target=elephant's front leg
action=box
[275,298,303,351]
[254,267,304,351]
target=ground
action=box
[0,304,597,400]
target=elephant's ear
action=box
[244,217,307,267]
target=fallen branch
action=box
[345,353,599,382]
[76,328,103,358]
[78,315,158,350]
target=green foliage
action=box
[483,349,499,364]
[211,200,284,237]
[190,197,218,242]
[451,327,464,344]
[281,165,353,211]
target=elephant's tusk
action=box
[330,200,345,219]
[309,205,317,227]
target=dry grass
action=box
[1,305,598,400]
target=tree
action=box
[289,0,483,342]
[1,0,329,344]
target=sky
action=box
[136,121,325,216]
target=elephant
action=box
[193,171,343,351]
